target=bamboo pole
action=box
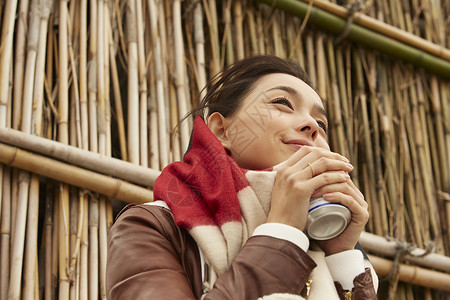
[22,174,39,299]
[233,0,244,60]
[360,231,450,273]
[23,0,52,297]
[256,0,450,79]
[96,4,109,298]
[11,0,29,130]
[368,254,450,292]
[108,12,127,161]
[324,0,446,61]
[0,127,161,186]
[0,0,19,128]
[194,2,207,98]
[173,0,191,156]
[0,142,154,203]
[8,170,30,299]
[44,184,53,300]
[223,0,234,65]
[58,1,72,298]
[79,193,89,300]
[88,196,99,300]
[8,0,40,298]
[0,166,11,300]
[51,189,59,299]
[126,0,140,165]
[148,0,168,169]
[135,0,148,168]
[203,0,220,75]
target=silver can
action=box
[305,197,351,240]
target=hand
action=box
[313,178,369,255]
[266,146,354,231]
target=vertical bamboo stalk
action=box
[58,0,71,298]
[135,0,148,167]
[173,0,190,157]
[223,0,234,65]
[194,2,207,98]
[0,166,11,300]
[325,38,346,157]
[148,0,168,168]
[51,187,59,299]
[315,32,326,100]
[246,8,259,55]
[58,184,70,299]
[79,193,89,300]
[44,184,53,300]
[8,171,30,299]
[68,188,78,300]
[24,1,52,297]
[126,0,140,165]
[305,32,316,87]
[8,1,40,298]
[272,12,285,58]
[107,12,127,161]
[0,0,19,128]
[256,8,265,54]
[97,0,106,156]
[22,174,40,299]
[203,0,220,75]
[233,0,244,60]
[88,0,98,154]
[89,197,99,300]
[353,49,382,235]
[98,196,108,299]
[79,0,89,151]
[12,0,30,130]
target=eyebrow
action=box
[266,85,328,118]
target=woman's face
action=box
[211,73,330,170]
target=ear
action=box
[207,112,231,150]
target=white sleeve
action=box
[325,249,365,290]
[252,223,310,252]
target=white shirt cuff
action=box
[252,223,310,252]
[325,249,365,290]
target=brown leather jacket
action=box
[106,204,377,300]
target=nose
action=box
[297,117,319,140]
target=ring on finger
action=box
[308,163,315,177]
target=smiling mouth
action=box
[283,139,312,149]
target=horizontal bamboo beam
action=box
[0,142,153,204]
[0,127,161,187]
[368,254,450,292]
[299,0,450,61]
[360,231,450,273]
[257,0,450,79]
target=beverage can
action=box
[306,197,351,240]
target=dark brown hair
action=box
[192,55,313,119]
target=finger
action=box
[283,146,349,169]
[306,171,351,192]
[321,192,369,223]
[312,180,367,210]
[304,158,353,178]
[311,180,359,200]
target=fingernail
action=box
[346,163,354,169]
[341,155,350,163]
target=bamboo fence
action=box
[0,0,449,299]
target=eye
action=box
[317,120,328,133]
[271,97,294,110]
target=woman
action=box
[106,55,378,299]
